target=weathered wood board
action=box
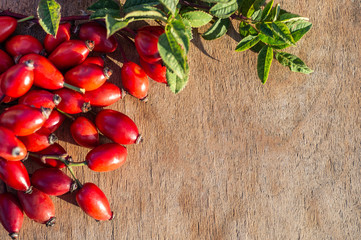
[0,0,360,239]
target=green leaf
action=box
[235,35,260,52]
[257,45,273,84]
[246,0,265,18]
[182,11,213,28]
[269,3,280,22]
[275,52,313,74]
[202,0,232,3]
[182,18,193,40]
[259,33,288,46]
[88,0,119,11]
[290,22,312,42]
[239,21,258,37]
[279,13,309,23]
[123,0,159,10]
[251,9,262,21]
[124,6,167,22]
[158,0,178,15]
[261,0,273,20]
[105,15,128,37]
[123,2,160,13]
[88,0,120,19]
[271,21,295,45]
[37,0,61,36]
[166,68,189,94]
[202,18,230,40]
[168,16,190,53]
[158,31,188,79]
[90,9,120,19]
[259,23,274,38]
[210,0,238,18]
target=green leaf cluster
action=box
[36,0,313,93]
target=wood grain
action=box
[0,0,360,239]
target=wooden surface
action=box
[0,0,360,239]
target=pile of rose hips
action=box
[0,15,166,239]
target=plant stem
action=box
[63,82,85,94]
[68,161,87,167]
[55,108,75,121]
[17,15,34,23]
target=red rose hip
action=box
[17,188,56,226]
[44,22,71,53]
[135,26,164,63]
[140,58,167,84]
[19,53,83,92]
[54,88,91,114]
[39,110,66,134]
[96,109,141,145]
[83,82,122,107]
[5,35,43,61]
[83,56,105,67]
[70,117,99,148]
[0,193,23,240]
[48,40,94,70]
[19,89,61,110]
[0,49,14,74]
[65,63,112,91]
[0,104,51,136]
[0,126,27,161]
[18,130,58,152]
[0,16,17,43]
[1,60,34,98]
[0,158,31,192]
[121,62,149,100]
[76,183,113,221]
[31,168,75,196]
[86,143,127,172]
[78,22,118,53]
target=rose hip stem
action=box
[28,153,84,187]
[118,42,128,63]
[55,108,75,121]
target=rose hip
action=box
[121,62,149,100]
[65,64,112,91]
[83,56,105,67]
[0,16,17,43]
[44,22,71,53]
[18,89,61,110]
[0,50,14,74]
[19,53,83,92]
[31,168,75,196]
[18,130,58,152]
[48,40,94,70]
[0,126,27,161]
[17,188,56,226]
[76,183,113,221]
[0,104,51,136]
[96,109,141,145]
[83,82,122,107]
[135,26,164,63]
[0,193,23,240]
[140,58,167,84]
[39,110,66,134]
[78,22,118,53]
[0,158,31,192]
[5,35,43,61]
[86,143,127,172]
[54,88,91,114]
[70,117,99,148]
[1,60,34,98]
[29,143,66,168]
